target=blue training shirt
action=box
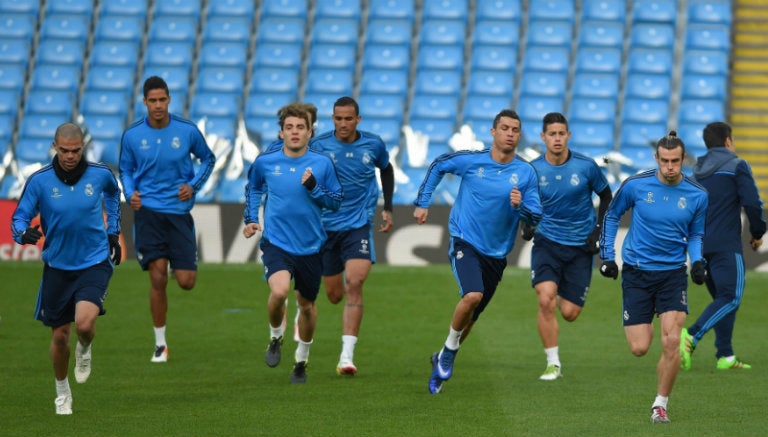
[600,169,708,270]
[531,151,609,246]
[12,162,122,270]
[119,114,215,214]
[311,130,390,231]
[415,150,542,258]
[244,148,343,255]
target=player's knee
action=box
[177,278,195,290]
[561,308,581,322]
[629,344,649,357]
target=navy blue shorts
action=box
[260,238,323,301]
[449,237,507,322]
[134,208,198,271]
[531,234,593,307]
[321,223,376,276]
[621,265,688,326]
[35,260,112,328]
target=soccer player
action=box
[523,112,612,381]
[243,102,343,383]
[681,122,765,371]
[119,76,215,363]
[599,131,708,423]
[310,96,395,375]
[414,109,542,394]
[11,122,122,415]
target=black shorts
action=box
[134,208,198,271]
[260,238,323,301]
[35,260,112,327]
[621,265,688,326]
[321,223,375,276]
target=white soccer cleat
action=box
[539,364,562,381]
[151,345,168,363]
[336,356,357,376]
[74,343,91,384]
[55,395,72,415]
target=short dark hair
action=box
[143,76,169,98]
[656,130,686,155]
[702,121,731,149]
[542,112,568,132]
[333,96,359,115]
[493,109,520,129]
[277,102,311,130]
[302,102,318,125]
[54,122,84,143]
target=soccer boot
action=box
[679,328,695,371]
[539,364,562,381]
[716,356,751,370]
[265,337,283,367]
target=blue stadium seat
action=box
[473,19,520,46]
[0,1,40,15]
[681,74,728,100]
[253,42,302,69]
[619,121,668,149]
[630,23,675,49]
[419,19,465,45]
[0,65,25,90]
[581,0,626,21]
[362,44,411,70]
[198,41,247,70]
[414,69,462,95]
[308,43,357,69]
[153,0,201,18]
[357,94,405,119]
[216,177,248,203]
[462,116,494,145]
[199,116,236,140]
[368,0,415,20]
[624,73,671,100]
[410,94,459,120]
[93,15,144,44]
[24,90,75,115]
[526,20,573,47]
[466,69,514,97]
[463,95,511,120]
[206,0,254,17]
[678,99,725,124]
[311,18,359,45]
[366,19,412,46]
[470,44,517,71]
[523,45,571,73]
[0,89,20,115]
[475,0,523,21]
[46,0,93,15]
[35,39,84,68]
[203,16,251,43]
[144,41,194,69]
[261,0,308,19]
[15,137,55,164]
[622,98,669,124]
[81,114,125,140]
[417,44,464,71]
[683,50,729,75]
[250,67,299,93]
[569,97,617,123]
[245,92,295,118]
[408,117,455,145]
[195,67,245,94]
[39,14,90,43]
[632,0,676,24]
[20,113,69,139]
[140,66,190,94]
[569,122,614,155]
[301,92,338,119]
[89,138,120,167]
[257,17,306,44]
[358,117,402,146]
[0,38,29,66]
[574,47,622,74]
[578,20,624,49]
[422,0,468,21]
[80,90,129,116]
[688,0,732,25]
[0,14,36,42]
[30,64,80,93]
[149,15,198,43]
[0,112,14,141]
[315,0,361,19]
[686,24,731,52]
[572,73,619,98]
[626,48,674,74]
[190,92,240,118]
[529,0,575,21]
[360,68,409,95]
[620,144,657,170]
[677,123,705,152]
[100,0,147,17]
[90,40,139,67]
[304,68,354,95]
[517,96,564,122]
[519,71,567,97]
[85,65,135,92]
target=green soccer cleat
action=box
[680,328,695,371]
[539,364,562,381]
[716,356,751,370]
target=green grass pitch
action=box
[1,261,766,437]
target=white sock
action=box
[295,339,313,363]
[154,326,166,347]
[545,346,560,367]
[721,355,735,362]
[341,335,357,359]
[55,377,71,397]
[294,300,300,324]
[270,323,285,340]
[444,326,462,350]
[653,395,669,409]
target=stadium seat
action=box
[408,117,455,145]
[578,20,625,49]
[308,43,357,69]
[0,1,40,15]
[367,0,415,20]
[143,41,194,69]
[93,15,144,44]
[15,137,55,164]
[569,97,617,123]
[140,66,190,94]
[626,48,674,74]
[417,44,464,71]
[688,0,732,25]
[683,50,729,75]
[632,0,676,24]
[622,98,669,124]
[149,15,198,43]
[89,138,121,167]
[0,38,29,66]
[0,65,25,90]
[34,39,84,68]
[519,71,567,97]
[85,65,135,92]
[0,14,36,43]
[466,69,514,97]
[261,0,308,19]
[410,94,459,120]
[678,123,705,152]
[199,116,236,140]
[315,0,361,19]
[253,42,303,69]
[39,14,90,43]
[100,0,147,17]
[529,0,575,21]
[358,117,402,146]
[357,94,405,119]
[216,177,248,203]
[569,122,615,154]
[681,74,728,100]
[581,0,626,22]
[571,73,619,98]
[362,44,411,70]
[517,96,564,122]
[245,92,295,118]
[678,99,725,124]
[620,144,657,170]
[475,0,522,21]
[463,95,511,120]
[366,18,413,46]
[30,64,80,93]
[195,67,245,94]
[153,0,201,18]
[301,92,338,119]
[414,70,462,95]
[250,67,299,93]
[470,44,517,71]
[311,17,359,45]
[198,41,247,70]
[304,69,354,95]
[89,40,139,68]
[473,19,520,47]
[0,112,14,141]
[523,45,571,73]
[257,17,306,44]
[206,0,254,17]
[619,121,667,149]
[20,113,69,139]
[422,0,468,21]
[360,68,409,95]
[624,73,672,100]
[25,90,75,115]
[419,19,466,45]
[686,24,731,52]
[463,116,494,145]
[0,89,20,115]
[80,90,129,116]
[629,23,675,49]
[575,47,622,74]
[526,20,573,47]
[81,114,125,141]
[190,92,240,118]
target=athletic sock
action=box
[154,326,166,347]
[544,346,560,367]
[445,326,462,350]
[296,339,313,363]
[653,395,669,409]
[55,377,71,397]
[341,335,357,360]
[270,323,285,340]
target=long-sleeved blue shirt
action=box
[119,115,215,214]
[415,150,542,258]
[244,148,343,255]
[693,147,766,254]
[601,169,708,270]
[12,162,121,270]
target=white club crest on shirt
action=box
[678,196,687,209]
[509,173,519,185]
[172,137,181,149]
[362,152,371,164]
[85,183,94,196]
[570,174,580,186]
[456,250,464,260]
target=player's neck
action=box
[545,149,569,166]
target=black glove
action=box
[302,173,317,190]
[21,225,42,245]
[108,234,121,265]
[520,221,536,241]
[600,260,618,280]
[690,260,706,285]
[585,225,601,254]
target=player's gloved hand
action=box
[302,173,317,190]
[21,225,42,245]
[585,225,601,254]
[520,221,536,241]
[108,234,121,265]
[690,260,707,285]
[600,260,618,280]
